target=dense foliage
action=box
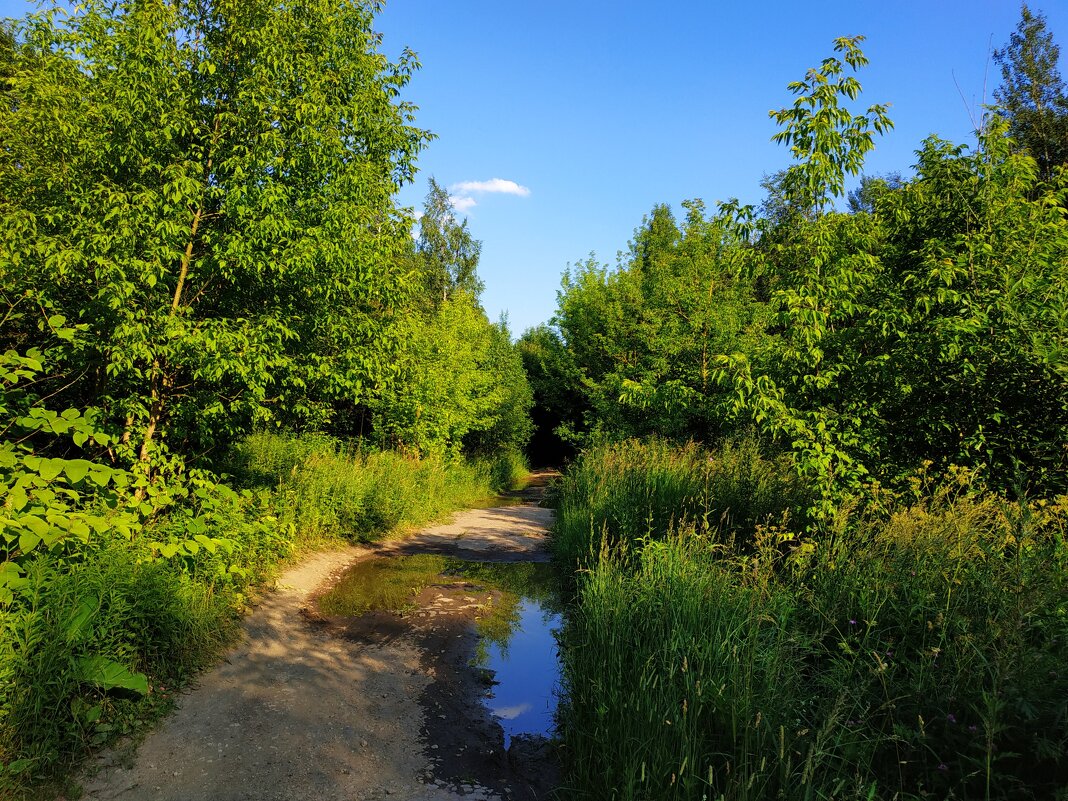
[547,20,1068,801]
[532,34,1068,509]
[370,179,532,457]
[557,443,1068,800]
[0,1,532,792]
[1,0,430,459]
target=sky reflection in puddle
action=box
[318,554,563,747]
[480,598,562,747]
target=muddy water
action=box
[311,553,563,800]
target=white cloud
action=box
[450,178,531,197]
[449,195,478,213]
[490,702,532,720]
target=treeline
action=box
[0,0,529,792]
[525,33,1068,512]
[545,14,1068,801]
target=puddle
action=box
[479,598,561,748]
[316,555,563,748]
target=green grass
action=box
[552,437,812,566]
[556,442,1068,800]
[231,432,527,542]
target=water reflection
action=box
[317,555,563,746]
[438,560,563,745]
[480,598,562,747]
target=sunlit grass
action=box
[556,442,1068,800]
[231,432,527,543]
[552,437,811,567]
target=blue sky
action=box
[3,1,1066,335]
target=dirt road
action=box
[77,486,556,801]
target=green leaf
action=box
[21,515,49,537]
[64,460,93,484]
[3,759,33,776]
[88,469,111,487]
[0,561,25,585]
[193,533,217,553]
[8,488,28,512]
[75,656,149,695]
[38,459,64,482]
[66,596,98,642]
[69,518,91,539]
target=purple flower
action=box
[968,725,978,734]
[849,618,857,626]
[947,713,957,724]
[938,763,949,773]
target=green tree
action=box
[717,39,1068,508]
[416,177,484,306]
[713,37,896,517]
[0,0,430,470]
[550,201,766,445]
[994,3,1068,181]
[846,171,904,214]
[769,36,892,213]
[371,295,531,457]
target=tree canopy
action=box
[994,3,1068,180]
[0,0,431,471]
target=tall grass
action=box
[0,551,235,784]
[557,443,1068,800]
[230,431,526,542]
[552,437,811,565]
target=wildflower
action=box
[849,618,857,626]
[938,763,949,773]
[946,713,956,724]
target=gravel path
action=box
[76,489,555,801]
